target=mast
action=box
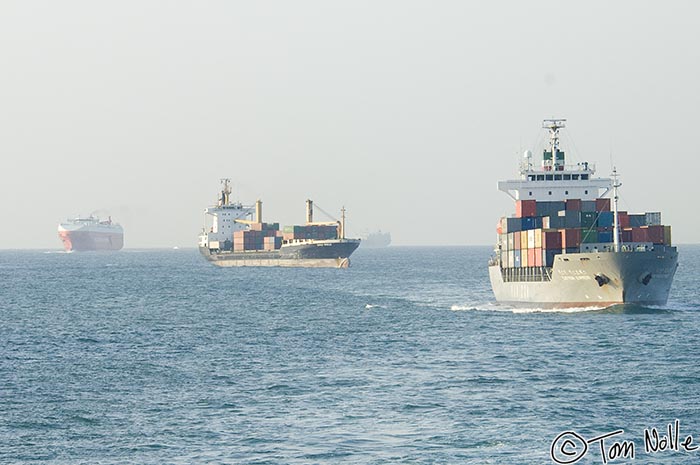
[542,119,567,171]
[340,206,346,239]
[219,178,231,206]
[612,168,622,252]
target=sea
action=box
[2,245,699,465]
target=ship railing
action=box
[520,163,596,174]
[500,266,553,283]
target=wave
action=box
[364,304,385,310]
[450,302,606,314]
[451,302,676,314]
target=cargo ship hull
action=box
[489,246,678,308]
[199,239,361,268]
[59,230,124,252]
[57,215,124,252]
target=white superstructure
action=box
[198,179,256,248]
[498,120,612,202]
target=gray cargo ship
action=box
[198,179,360,268]
[489,119,678,308]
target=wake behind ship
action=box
[198,179,360,268]
[58,215,124,252]
[489,119,678,308]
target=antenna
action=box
[219,178,231,206]
[542,119,567,171]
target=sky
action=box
[1,1,698,248]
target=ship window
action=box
[585,190,589,195]
[528,175,535,181]
[545,174,553,180]
[536,175,545,181]
[548,191,552,195]
[529,191,533,196]
[564,174,571,180]
[581,174,589,180]
[572,174,579,180]
[565,190,569,195]
[554,174,562,180]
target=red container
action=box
[631,227,648,242]
[514,231,521,250]
[566,199,582,211]
[621,228,633,242]
[617,212,630,228]
[516,200,537,218]
[534,247,543,267]
[645,225,665,244]
[542,230,562,250]
[528,248,535,266]
[595,198,611,212]
[561,228,582,248]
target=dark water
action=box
[1,245,699,464]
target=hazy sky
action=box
[1,1,698,248]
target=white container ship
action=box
[57,216,124,252]
[488,119,678,308]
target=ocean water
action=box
[2,245,700,464]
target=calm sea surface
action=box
[2,245,700,464]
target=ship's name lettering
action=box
[560,276,590,281]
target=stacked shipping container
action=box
[498,199,671,268]
[282,224,339,241]
[233,223,340,251]
[233,223,283,251]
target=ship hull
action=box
[58,230,124,252]
[199,239,360,268]
[489,246,678,308]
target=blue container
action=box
[598,211,614,228]
[564,211,582,228]
[629,214,646,227]
[536,201,566,217]
[522,217,535,231]
[548,215,566,229]
[599,231,613,243]
[506,217,522,233]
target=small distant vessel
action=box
[198,179,361,268]
[360,231,391,248]
[58,215,124,252]
[489,119,678,308]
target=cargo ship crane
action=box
[305,200,346,239]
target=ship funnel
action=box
[306,199,313,224]
[256,200,263,224]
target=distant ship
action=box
[360,231,391,248]
[489,119,678,308]
[58,215,124,252]
[198,179,361,268]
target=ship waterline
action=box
[199,239,360,268]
